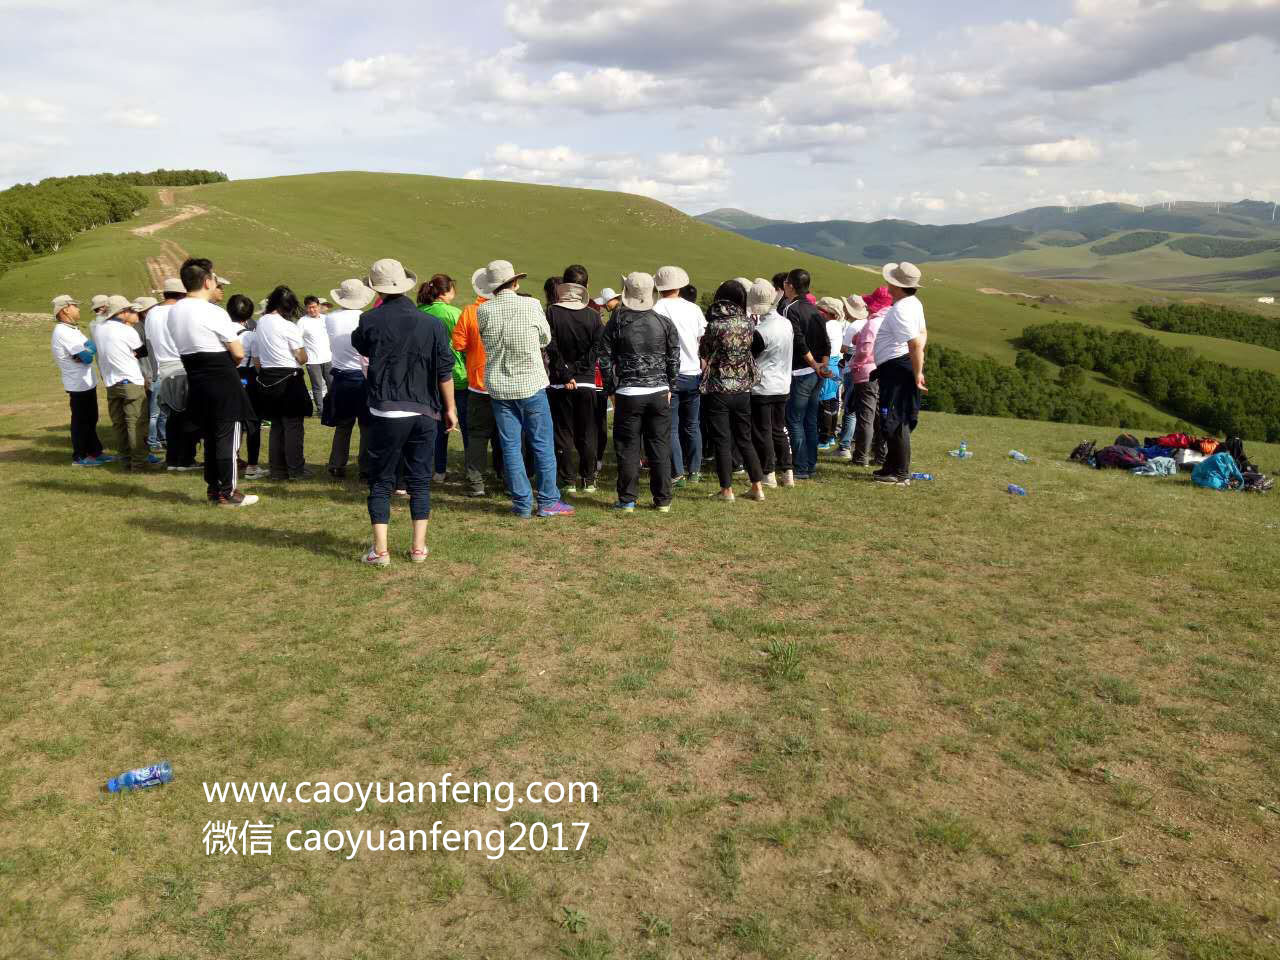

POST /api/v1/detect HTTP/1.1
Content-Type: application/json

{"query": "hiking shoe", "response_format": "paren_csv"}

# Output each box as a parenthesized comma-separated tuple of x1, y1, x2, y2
(537, 501, 575, 518)
(654, 503, 672, 513)
(763, 471, 778, 488)
(465, 488, 487, 498)
(168, 462, 199, 472)
(794, 472, 812, 481)
(781, 470, 795, 488)
(72, 457, 103, 467)
(511, 507, 533, 519)
(837, 448, 853, 461)
(733, 467, 746, 476)
(742, 488, 766, 502)
(564, 485, 578, 496)
(581, 483, 598, 493)
(289, 467, 316, 481)
(93, 454, 117, 464)
(327, 467, 346, 479)
(408, 547, 430, 564)
(873, 473, 910, 486)
(433, 472, 447, 483)
(361, 547, 391, 566)
(672, 475, 686, 488)
(611, 501, 636, 513)
(244, 465, 266, 479)
(213, 490, 259, 507)
(710, 490, 735, 502)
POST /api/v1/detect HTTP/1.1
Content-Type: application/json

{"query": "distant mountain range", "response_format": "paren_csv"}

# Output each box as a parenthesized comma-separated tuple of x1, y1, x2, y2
(694, 201, 1280, 266)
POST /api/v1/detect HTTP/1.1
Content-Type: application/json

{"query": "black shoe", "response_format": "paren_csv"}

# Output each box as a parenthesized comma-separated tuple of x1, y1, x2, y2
(328, 467, 347, 479)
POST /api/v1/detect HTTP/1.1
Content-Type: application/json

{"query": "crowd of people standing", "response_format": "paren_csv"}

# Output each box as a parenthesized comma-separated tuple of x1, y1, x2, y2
(48, 255, 927, 563)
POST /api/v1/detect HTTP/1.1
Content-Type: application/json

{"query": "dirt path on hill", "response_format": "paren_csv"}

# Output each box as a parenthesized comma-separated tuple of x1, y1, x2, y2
(157, 188, 175, 207)
(132, 205, 207, 238)
(978, 286, 1039, 299)
(143, 239, 191, 291)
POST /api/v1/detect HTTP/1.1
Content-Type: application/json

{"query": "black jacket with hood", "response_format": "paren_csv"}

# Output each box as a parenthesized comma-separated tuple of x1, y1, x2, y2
(599, 305, 679, 394)
(546, 283, 603, 385)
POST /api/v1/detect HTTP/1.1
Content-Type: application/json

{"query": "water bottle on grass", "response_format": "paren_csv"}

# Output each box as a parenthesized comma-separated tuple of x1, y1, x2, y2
(1009, 450, 1031, 462)
(911, 472, 933, 481)
(1007, 484, 1027, 497)
(948, 440, 972, 459)
(106, 761, 173, 793)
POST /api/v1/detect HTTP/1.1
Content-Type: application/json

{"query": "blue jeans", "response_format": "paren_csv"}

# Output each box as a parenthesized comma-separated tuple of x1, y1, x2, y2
(433, 388, 469, 473)
(148, 391, 166, 447)
(669, 373, 702, 478)
(492, 390, 559, 514)
(786, 373, 822, 475)
(837, 370, 857, 450)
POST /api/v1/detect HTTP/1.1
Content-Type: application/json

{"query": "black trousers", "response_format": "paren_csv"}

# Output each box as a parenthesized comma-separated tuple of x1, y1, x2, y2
(268, 416, 306, 478)
(613, 391, 672, 506)
(67, 388, 104, 461)
(367, 415, 435, 523)
(549, 387, 599, 486)
(595, 391, 608, 468)
(750, 393, 792, 474)
(205, 421, 240, 498)
(705, 392, 762, 487)
(884, 419, 912, 478)
(165, 410, 199, 467)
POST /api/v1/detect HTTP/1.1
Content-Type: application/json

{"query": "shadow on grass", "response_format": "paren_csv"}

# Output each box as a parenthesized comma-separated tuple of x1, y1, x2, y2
(25, 479, 202, 505)
(126, 515, 355, 559)
(0, 446, 77, 466)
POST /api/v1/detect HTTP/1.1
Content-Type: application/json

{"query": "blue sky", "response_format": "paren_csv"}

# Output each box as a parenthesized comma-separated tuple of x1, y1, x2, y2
(0, 0, 1277, 224)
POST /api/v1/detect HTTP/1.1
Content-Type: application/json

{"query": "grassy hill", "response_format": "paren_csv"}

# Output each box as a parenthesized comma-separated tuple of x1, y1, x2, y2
(2, 300, 1278, 957)
(4, 171, 1280, 432)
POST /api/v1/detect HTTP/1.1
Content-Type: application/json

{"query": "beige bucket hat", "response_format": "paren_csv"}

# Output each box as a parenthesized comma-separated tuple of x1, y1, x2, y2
(747, 279, 775, 315)
(816, 296, 846, 321)
(653, 265, 690, 292)
(155, 278, 185, 297)
(90, 293, 109, 312)
(471, 266, 495, 297)
(843, 294, 868, 321)
(484, 260, 526, 292)
(882, 261, 922, 289)
(131, 296, 159, 314)
(330, 278, 376, 311)
(103, 295, 135, 320)
(52, 294, 79, 317)
(366, 258, 418, 295)
(620, 271, 656, 311)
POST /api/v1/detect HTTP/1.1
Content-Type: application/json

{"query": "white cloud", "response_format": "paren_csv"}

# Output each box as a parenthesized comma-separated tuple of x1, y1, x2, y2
(730, 122, 868, 158)
(1269, 97, 1280, 121)
(987, 137, 1103, 167)
(1141, 158, 1197, 174)
(1216, 126, 1280, 156)
(106, 107, 162, 129)
(329, 53, 423, 93)
(468, 142, 729, 204)
(0, 93, 64, 124)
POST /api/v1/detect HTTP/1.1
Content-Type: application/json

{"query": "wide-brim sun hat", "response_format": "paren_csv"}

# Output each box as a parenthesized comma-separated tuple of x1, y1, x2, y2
(620, 272, 656, 311)
(747, 279, 776, 315)
(131, 296, 159, 314)
(843, 294, 869, 321)
(155, 278, 185, 297)
(52, 294, 79, 316)
(330, 278, 376, 311)
(484, 259, 526, 292)
(653, 265, 690, 292)
(816, 296, 846, 320)
(367, 258, 418, 295)
(103, 294, 134, 319)
(882, 261, 922, 289)
(89, 294, 109, 310)
(471, 266, 495, 297)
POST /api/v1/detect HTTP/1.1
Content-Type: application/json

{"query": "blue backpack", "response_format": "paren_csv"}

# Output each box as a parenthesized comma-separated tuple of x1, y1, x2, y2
(1191, 452, 1243, 491)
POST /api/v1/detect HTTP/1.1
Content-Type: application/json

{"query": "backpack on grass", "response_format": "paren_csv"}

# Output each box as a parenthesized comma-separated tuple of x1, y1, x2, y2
(1069, 440, 1096, 463)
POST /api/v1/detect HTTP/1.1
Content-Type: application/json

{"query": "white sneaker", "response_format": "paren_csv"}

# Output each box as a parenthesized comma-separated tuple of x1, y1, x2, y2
(837, 448, 853, 461)
(564, 485, 578, 496)
(763, 471, 778, 488)
(782, 470, 795, 488)
(433, 472, 447, 483)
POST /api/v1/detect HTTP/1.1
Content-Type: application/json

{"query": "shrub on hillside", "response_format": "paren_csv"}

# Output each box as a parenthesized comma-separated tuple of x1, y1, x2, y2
(1167, 236, 1280, 259)
(1089, 231, 1172, 256)
(1135, 303, 1280, 352)
(1021, 321, 1280, 442)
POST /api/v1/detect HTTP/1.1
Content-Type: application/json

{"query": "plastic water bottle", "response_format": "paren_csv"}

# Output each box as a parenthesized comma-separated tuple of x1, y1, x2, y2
(1009, 450, 1031, 463)
(948, 440, 972, 459)
(106, 761, 173, 793)
(1007, 484, 1027, 496)
(911, 472, 933, 481)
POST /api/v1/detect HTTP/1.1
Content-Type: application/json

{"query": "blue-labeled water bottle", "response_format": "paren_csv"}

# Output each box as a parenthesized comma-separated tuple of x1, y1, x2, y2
(106, 761, 173, 793)
(911, 472, 933, 481)
(1007, 484, 1027, 496)
(1009, 450, 1031, 463)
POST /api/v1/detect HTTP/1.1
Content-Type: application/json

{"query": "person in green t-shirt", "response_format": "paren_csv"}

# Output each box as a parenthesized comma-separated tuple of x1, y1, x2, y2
(418, 274, 469, 481)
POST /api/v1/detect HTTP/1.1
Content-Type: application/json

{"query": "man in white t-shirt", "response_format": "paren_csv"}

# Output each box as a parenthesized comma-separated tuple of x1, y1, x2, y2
(94, 295, 156, 470)
(872, 262, 928, 486)
(50, 295, 109, 466)
(169, 257, 259, 507)
(299, 295, 333, 412)
(653, 265, 706, 483)
(324, 279, 375, 478)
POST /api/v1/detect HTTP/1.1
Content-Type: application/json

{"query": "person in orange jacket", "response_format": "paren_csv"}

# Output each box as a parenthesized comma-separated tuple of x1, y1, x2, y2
(452, 267, 504, 496)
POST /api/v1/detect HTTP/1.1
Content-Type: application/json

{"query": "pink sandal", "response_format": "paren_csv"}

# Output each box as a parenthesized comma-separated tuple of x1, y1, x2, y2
(408, 547, 430, 564)
(361, 547, 390, 567)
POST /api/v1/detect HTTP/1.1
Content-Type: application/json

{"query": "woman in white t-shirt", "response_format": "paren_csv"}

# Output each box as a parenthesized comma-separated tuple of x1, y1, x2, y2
(254, 286, 313, 480)
(50, 295, 108, 465)
(299, 295, 333, 413)
(872, 262, 927, 485)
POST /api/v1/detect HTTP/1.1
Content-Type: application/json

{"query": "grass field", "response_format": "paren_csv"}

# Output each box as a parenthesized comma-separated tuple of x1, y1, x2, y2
(2, 306, 1279, 958)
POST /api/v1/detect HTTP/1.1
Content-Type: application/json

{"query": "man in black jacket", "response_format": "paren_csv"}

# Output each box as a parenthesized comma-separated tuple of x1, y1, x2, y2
(600, 271, 679, 512)
(351, 258, 458, 566)
(778, 268, 833, 479)
(547, 268, 604, 494)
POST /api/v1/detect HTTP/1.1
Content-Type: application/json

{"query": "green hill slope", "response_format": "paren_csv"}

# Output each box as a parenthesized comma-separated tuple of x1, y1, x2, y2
(5, 171, 1280, 432)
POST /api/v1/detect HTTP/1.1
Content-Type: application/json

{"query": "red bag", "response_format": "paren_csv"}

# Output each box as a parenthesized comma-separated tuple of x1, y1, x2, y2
(1155, 433, 1194, 449)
